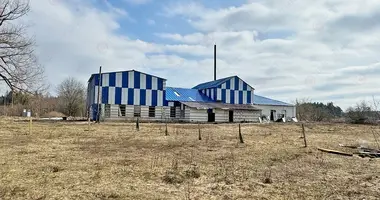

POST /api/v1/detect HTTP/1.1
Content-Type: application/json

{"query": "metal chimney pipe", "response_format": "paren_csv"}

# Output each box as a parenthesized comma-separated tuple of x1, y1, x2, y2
(214, 44, 216, 81)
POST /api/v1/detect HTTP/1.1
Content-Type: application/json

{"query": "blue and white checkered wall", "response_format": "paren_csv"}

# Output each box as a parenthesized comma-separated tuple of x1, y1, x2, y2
(88, 70, 168, 106)
(200, 77, 253, 104)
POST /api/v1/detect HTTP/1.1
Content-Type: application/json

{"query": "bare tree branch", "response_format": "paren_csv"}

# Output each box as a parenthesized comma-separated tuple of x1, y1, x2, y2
(0, 0, 45, 94)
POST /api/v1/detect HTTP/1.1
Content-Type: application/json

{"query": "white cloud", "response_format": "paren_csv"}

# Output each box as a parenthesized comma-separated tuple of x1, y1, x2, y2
(8, 0, 379, 110)
(24, 0, 161, 93)
(158, 0, 380, 109)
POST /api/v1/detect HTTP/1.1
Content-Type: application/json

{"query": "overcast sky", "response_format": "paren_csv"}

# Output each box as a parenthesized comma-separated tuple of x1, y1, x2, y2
(2, 0, 379, 109)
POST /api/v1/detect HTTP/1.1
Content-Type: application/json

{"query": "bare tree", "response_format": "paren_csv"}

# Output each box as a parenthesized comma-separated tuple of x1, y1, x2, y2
(57, 77, 86, 117)
(0, 0, 45, 93)
(346, 101, 373, 124)
(372, 95, 380, 120)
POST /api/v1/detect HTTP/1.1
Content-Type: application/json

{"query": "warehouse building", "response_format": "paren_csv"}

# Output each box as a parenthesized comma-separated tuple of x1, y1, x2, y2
(253, 94, 296, 121)
(87, 70, 296, 122)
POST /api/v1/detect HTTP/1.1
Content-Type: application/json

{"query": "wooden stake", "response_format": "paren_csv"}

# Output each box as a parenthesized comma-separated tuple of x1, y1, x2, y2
(29, 117, 32, 134)
(165, 122, 168, 136)
(302, 123, 307, 147)
(87, 116, 90, 131)
(198, 123, 202, 140)
(239, 123, 244, 143)
(136, 117, 140, 131)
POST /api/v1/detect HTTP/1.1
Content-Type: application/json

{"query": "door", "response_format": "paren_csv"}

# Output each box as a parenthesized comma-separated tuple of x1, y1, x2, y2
(270, 110, 276, 121)
(229, 110, 234, 122)
(207, 109, 215, 122)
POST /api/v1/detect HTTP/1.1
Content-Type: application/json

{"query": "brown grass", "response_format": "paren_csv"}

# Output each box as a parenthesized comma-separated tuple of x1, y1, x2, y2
(0, 117, 379, 199)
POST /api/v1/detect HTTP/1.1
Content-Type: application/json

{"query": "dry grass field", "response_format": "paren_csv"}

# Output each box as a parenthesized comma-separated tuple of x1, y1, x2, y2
(0, 117, 379, 200)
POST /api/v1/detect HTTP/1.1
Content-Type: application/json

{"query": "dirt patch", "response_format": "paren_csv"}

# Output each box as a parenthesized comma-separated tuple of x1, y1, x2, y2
(41, 111, 66, 118)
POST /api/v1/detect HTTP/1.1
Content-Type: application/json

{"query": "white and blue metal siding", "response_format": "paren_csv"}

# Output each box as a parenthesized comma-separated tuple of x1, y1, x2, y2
(200, 77, 253, 104)
(90, 71, 167, 106)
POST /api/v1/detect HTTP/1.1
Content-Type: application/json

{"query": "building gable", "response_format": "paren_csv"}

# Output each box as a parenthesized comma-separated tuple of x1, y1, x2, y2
(193, 76, 255, 105)
(87, 70, 167, 106)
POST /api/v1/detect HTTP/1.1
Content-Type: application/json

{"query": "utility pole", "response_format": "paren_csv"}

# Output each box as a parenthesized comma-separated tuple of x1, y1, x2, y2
(96, 66, 102, 123)
(214, 44, 216, 81)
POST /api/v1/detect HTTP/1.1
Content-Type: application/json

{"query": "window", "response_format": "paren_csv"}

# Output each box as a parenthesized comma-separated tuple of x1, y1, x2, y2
(119, 105, 126, 117)
(170, 107, 176, 118)
(134, 105, 141, 117)
(149, 106, 155, 118)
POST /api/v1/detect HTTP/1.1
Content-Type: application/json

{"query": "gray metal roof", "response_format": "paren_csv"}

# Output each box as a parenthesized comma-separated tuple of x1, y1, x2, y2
(180, 101, 261, 111)
(253, 94, 294, 106)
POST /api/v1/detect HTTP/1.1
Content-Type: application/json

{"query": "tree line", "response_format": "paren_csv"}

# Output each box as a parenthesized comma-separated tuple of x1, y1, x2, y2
(296, 98, 380, 124)
(1, 77, 86, 117)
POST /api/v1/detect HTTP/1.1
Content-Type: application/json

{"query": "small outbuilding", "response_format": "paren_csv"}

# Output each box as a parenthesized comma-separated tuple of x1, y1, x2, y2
(253, 94, 296, 121)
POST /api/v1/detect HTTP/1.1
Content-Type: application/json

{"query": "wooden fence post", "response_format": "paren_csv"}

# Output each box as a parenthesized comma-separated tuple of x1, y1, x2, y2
(302, 123, 307, 147)
(198, 123, 202, 140)
(239, 123, 244, 143)
(165, 121, 168, 136)
(29, 117, 32, 134)
(136, 117, 140, 131)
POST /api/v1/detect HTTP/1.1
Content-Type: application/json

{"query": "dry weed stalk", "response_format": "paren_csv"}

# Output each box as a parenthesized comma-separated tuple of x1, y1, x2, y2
(184, 178, 196, 200)
(263, 166, 273, 184)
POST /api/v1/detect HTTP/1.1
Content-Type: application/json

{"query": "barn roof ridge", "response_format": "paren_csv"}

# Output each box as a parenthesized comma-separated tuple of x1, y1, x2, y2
(192, 75, 255, 90)
(88, 69, 167, 82)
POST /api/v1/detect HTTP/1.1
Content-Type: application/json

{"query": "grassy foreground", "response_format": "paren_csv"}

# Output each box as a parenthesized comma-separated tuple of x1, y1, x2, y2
(0, 117, 379, 200)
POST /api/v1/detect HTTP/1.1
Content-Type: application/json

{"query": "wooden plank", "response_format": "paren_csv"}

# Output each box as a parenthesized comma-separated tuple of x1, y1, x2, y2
(317, 147, 353, 157)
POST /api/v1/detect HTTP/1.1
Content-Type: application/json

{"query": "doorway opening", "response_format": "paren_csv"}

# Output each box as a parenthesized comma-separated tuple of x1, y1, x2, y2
(270, 110, 276, 121)
(207, 109, 215, 122)
(229, 110, 234, 122)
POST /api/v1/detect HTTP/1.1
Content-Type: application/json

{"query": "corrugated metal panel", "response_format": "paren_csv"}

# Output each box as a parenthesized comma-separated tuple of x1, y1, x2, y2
(121, 88, 128, 104)
(253, 94, 293, 106)
(189, 109, 208, 122)
(102, 73, 109, 87)
(140, 73, 146, 89)
(146, 90, 152, 106)
(157, 90, 163, 106)
(233, 110, 261, 122)
(110, 105, 119, 118)
(152, 77, 158, 90)
(108, 87, 115, 104)
(134, 89, 140, 105)
(215, 110, 228, 122)
(141, 106, 149, 118)
(128, 71, 134, 88)
(166, 87, 214, 102)
(116, 72, 122, 87)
